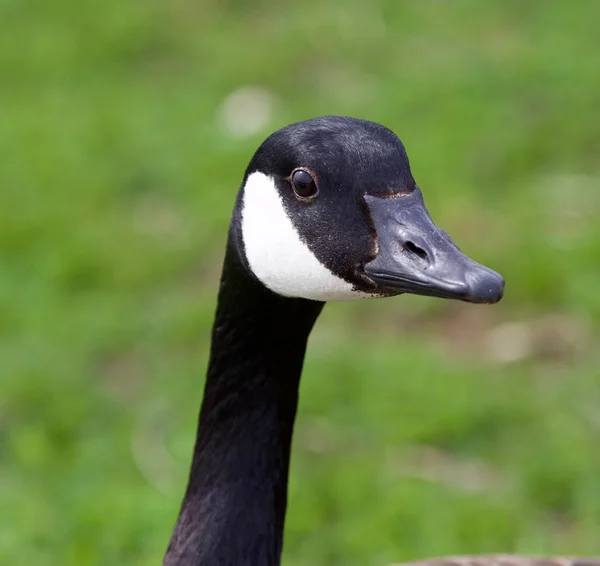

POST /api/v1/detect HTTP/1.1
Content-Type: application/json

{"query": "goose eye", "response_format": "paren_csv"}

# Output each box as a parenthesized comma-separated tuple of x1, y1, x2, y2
(291, 169, 318, 199)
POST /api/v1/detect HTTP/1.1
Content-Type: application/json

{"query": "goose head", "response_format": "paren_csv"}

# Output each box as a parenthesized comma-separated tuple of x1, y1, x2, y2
(235, 115, 504, 304)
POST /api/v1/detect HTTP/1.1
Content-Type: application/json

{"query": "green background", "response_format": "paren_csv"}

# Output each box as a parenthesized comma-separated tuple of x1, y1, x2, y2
(2, 1, 600, 564)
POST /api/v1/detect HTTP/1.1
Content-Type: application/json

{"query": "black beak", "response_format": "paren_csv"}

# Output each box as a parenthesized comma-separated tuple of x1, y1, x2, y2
(363, 189, 504, 304)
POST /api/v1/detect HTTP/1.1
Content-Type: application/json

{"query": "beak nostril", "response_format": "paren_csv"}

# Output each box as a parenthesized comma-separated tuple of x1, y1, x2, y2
(404, 240, 428, 260)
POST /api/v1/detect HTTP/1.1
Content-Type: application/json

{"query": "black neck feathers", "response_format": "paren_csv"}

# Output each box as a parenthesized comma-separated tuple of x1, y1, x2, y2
(164, 228, 323, 566)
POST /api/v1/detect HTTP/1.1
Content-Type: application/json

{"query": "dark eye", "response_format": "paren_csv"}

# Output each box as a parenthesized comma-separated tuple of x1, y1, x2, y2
(291, 169, 318, 199)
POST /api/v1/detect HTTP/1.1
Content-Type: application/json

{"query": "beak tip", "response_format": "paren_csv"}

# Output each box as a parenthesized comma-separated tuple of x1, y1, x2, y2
(465, 269, 505, 304)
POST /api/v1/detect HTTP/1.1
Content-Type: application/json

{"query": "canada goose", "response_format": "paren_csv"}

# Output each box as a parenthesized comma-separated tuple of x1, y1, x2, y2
(162, 116, 593, 566)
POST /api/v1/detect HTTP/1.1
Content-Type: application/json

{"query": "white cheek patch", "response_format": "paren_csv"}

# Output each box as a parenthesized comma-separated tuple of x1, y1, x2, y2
(241, 171, 372, 301)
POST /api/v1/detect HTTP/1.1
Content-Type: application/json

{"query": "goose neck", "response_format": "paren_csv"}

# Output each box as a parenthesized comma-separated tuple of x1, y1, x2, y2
(165, 238, 323, 566)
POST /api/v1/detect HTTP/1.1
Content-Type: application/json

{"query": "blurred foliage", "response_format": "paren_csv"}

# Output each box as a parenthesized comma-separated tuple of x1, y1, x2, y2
(1, 1, 600, 565)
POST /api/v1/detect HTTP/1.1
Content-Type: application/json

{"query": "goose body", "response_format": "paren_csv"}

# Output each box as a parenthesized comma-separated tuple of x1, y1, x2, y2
(163, 116, 594, 566)
(396, 556, 600, 566)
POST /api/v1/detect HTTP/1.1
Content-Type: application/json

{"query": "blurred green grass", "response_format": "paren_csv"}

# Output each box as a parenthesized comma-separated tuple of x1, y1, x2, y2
(1, 1, 600, 564)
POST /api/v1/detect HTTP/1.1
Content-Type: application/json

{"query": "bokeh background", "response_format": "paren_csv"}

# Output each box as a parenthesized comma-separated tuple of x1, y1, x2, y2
(2, 1, 600, 564)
